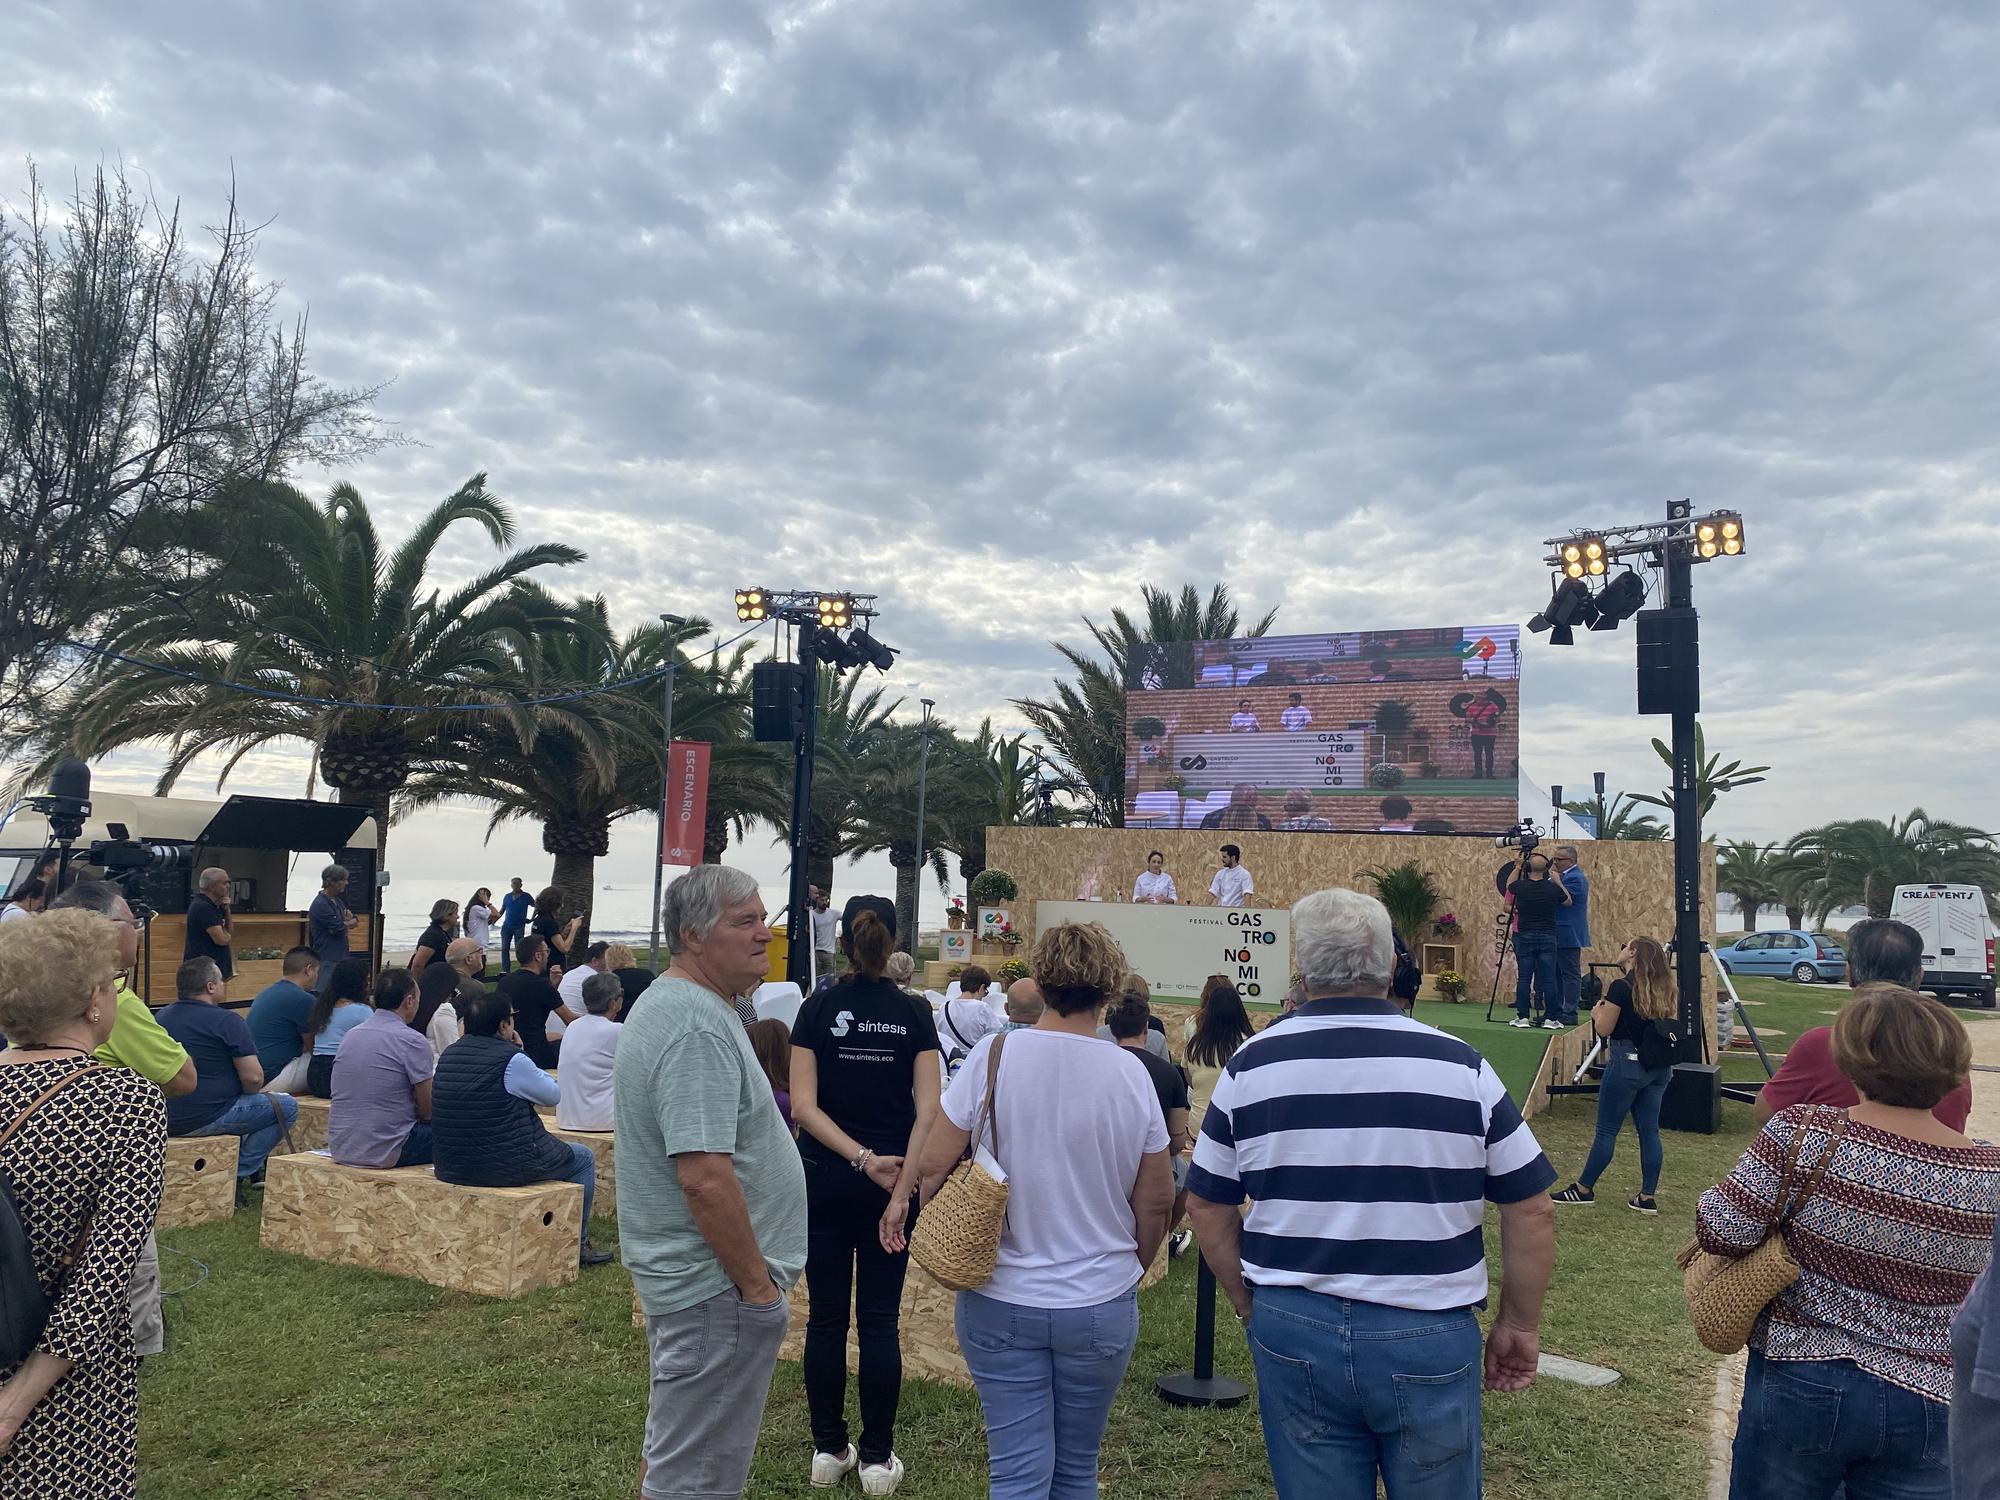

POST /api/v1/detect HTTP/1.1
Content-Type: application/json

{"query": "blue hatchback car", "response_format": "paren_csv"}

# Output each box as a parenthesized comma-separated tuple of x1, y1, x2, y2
(1716, 930, 1848, 984)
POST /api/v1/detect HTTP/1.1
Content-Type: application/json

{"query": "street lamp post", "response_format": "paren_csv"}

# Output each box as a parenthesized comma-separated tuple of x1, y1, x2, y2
(911, 698, 935, 956)
(648, 613, 686, 965)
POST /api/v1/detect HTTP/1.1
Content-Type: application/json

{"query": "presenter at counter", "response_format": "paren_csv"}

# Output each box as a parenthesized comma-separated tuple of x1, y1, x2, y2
(1132, 852, 1178, 905)
(1208, 845, 1254, 908)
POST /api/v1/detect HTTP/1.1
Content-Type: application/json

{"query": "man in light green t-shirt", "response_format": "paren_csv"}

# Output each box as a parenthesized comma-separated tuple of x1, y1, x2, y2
(615, 865, 805, 1500)
(54, 881, 195, 1358)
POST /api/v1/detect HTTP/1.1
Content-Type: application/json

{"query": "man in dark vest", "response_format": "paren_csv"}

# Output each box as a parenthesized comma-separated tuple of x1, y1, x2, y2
(431, 988, 612, 1266)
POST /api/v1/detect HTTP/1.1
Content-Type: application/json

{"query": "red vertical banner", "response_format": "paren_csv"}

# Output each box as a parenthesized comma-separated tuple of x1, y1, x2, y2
(662, 740, 711, 866)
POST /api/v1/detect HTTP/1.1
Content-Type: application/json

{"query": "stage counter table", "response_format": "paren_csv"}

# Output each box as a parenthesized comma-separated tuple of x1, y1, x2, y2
(141, 911, 375, 1009)
(1034, 899, 1291, 1006)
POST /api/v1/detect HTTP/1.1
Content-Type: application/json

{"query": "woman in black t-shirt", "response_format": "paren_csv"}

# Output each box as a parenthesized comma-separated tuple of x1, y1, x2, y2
(409, 899, 459, 972)
(1552, 936, 1677, 1213)
(789, 908, 940, 1493)
(1506, 853, 1571, 1029)
(531, 887, 580, 971)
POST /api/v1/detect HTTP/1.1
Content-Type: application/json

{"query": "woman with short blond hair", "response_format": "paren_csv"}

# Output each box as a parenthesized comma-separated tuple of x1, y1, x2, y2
(916, 921, 1174, 1497)
(0, 909, 167, 1497)
(1699, 985, 1999, 1499)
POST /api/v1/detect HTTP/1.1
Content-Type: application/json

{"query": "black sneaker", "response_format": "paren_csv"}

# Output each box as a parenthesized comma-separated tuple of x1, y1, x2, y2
(1551, 1184, 1595, 1205)
(1627, 1194, 1659, 1215)
(580, 1242, 615, 1267)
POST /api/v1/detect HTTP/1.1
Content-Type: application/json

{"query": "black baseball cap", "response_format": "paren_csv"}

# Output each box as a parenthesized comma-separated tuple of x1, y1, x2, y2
(841, 894, 897, 941)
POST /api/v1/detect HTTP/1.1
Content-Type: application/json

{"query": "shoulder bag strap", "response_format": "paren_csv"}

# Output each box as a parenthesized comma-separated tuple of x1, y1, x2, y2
(969, 1031, 1007, 1161)
(1777, 1107, 1851, 1230)
(0, 1064, 107, 1157)
(1758, 1110, 1814, 1241)
(942, 1001, 977, 1051)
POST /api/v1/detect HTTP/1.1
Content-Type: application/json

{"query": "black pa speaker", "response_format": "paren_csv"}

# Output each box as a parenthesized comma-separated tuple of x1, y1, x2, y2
(1661, 1062, 1721, 1134)
(1636, 608, 1699, 717)
(751, 661, 808, 742)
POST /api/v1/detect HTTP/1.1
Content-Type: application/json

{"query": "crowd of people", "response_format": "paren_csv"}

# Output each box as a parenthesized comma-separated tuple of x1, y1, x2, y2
(1, 849, 1997, 1500)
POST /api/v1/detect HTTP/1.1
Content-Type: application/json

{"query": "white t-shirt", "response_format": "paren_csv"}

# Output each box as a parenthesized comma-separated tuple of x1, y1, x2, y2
(555, 1014, 620, 1132)
(934, 996, 1001, 1056)
(1210, 865, 1254, 907)
(551, 964, 595, 1040)
(942, 1029, 1167, 1308)
(810, 907, 838, 952)
(1229, 712, 1258, 732)
(1280, 704, 1312, 730)
(463, 902, 493, 949)
(1132, 870, 1177, 904)
(424, 1000, 459, 1058)
(0, 904, 31, 924)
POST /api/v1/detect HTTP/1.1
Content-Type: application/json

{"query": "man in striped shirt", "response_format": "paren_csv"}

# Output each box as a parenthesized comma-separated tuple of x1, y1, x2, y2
(1186, 887, 1558, 1499)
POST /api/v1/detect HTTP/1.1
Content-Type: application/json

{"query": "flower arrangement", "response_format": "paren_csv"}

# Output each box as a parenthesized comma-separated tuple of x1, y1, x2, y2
(1435, 969, 1468, 1003)
(988, 917, 1023, 949)
(1433, 912, 1462, 938)
(996, 958, 1030, 984)
(946, 897, 968, 929)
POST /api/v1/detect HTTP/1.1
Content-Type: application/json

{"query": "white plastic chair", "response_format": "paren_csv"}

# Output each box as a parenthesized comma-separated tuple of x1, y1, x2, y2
(753, 981, 805, 1031)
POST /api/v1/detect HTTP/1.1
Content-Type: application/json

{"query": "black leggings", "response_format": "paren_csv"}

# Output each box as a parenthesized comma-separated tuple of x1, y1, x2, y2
(802, 1153, 914, 1466)
(306, 1054, 335, 1098)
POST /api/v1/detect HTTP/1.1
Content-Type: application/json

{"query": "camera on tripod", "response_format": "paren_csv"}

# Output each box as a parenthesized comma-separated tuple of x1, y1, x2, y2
(1493, 819, 1542, 855)
(85, 824, 190, 922)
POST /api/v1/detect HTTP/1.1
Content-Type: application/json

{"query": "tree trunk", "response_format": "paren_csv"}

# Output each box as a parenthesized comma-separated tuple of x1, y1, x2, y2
(1863, 871, 1892, 919)
(1740, 900, 1761, 934)
(336, 783, 397, 969)
(550, 851, 596, 954)
(892, 858, 918, 955)
(1785, 904, 1804, 930)
(703, 807, 730, 865)
(958, 851, 986, 885)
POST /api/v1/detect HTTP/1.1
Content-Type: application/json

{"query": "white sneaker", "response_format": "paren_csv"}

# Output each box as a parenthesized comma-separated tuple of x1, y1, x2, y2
(1508, 1017, 1533, 1028)
(1541, 1018, 1567, 1030)
(860, 1455, 905, 1496)
(1169, 1228, 1194, 1259)
(812, 1448, 858, 1487)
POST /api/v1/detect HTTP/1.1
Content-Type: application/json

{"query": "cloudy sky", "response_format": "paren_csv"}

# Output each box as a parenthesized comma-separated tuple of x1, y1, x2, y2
(6, 1, 1998, 933)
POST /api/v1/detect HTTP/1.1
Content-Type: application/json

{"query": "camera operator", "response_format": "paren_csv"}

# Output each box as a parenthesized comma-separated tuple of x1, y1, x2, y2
(1505, 851, 1571, 1030)
(1550, 845, 1590, 1030)
(185, 866, 235, 991)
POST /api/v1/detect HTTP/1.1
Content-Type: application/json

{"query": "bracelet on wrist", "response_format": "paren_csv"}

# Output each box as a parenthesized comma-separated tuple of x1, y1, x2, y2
(852, 1147, 873, 1174)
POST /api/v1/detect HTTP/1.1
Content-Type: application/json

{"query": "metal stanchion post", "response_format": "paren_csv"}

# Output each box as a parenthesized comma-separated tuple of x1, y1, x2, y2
(1156, 1252, 1250, 1408)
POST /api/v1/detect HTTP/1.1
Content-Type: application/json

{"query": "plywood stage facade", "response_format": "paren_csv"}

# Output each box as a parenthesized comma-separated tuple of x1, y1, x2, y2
(984, 827, 1717, 1053)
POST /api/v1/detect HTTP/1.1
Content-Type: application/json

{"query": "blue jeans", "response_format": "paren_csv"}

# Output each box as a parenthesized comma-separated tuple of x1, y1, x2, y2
(1579, 1045, 1671, 1195)
(556, 1142, 596, 1247)
(1248, 1286, 1482, 1500)
(956, 1288, 1138, 1499)
(1554, 946, 1583, 1026)
(395, 1122, 434, 1168)
(1513, 931, 1558, 1020)
(1730, 1351, 1949, 1500)
(500, 924, 525, 972)
(187, 1091, 298, 1179)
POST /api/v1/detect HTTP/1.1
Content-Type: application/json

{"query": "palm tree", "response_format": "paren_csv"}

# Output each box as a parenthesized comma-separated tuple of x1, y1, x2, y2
(803, 668, 901, 895)
(1015, 583, 1277, 826)
(1364, 861, 1444, 949)
(933, 720, 1045, 885)
(687, 644, 792, 865)
(1627, 723, 1771, 829)
(400, 601, 719, 950)
(843, 719, 963, 950)
(1716, 840, 1787, 933)
(22, 476, 582, 860)
(1781, 811, 2000, 922)
(1560, 792, 1668, 841)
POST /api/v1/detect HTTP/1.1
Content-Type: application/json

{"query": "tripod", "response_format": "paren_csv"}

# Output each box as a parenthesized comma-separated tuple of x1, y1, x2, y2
(1484, 912, 1544, 1025)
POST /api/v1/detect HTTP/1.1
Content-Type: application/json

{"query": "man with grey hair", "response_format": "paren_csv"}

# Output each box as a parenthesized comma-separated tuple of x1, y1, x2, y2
(1187, 887, 1557, 1498)
(556, 971, 624, 1133)
(615, 864, 806, 1500)
(184, 865, 235, 988)
(308, 862, 358, 986)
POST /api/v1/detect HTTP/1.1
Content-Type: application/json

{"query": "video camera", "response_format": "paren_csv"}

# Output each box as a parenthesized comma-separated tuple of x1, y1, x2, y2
(1492, 819, 1542, 855)
(85, 824, 191, 923)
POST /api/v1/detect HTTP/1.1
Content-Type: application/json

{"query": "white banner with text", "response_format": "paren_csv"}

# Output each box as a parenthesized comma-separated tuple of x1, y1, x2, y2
(1034, 899, 1291, 1005)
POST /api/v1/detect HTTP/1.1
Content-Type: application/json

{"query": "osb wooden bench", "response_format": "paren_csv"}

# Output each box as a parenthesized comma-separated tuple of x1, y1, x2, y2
(260, 1152, 584, 1297)
(545, 1126, 616, 1217)
(284, 1095, 330, 1153)
(157, 1135, 239, 1231)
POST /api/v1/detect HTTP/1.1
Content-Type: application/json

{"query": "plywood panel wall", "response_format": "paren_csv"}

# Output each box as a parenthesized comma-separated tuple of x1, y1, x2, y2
(984, 827, 1717, 1049)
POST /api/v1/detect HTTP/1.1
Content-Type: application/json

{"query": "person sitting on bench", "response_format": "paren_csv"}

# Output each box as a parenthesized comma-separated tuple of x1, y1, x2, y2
(330, 968, 436, 1169)
(431, 989, 612, 1267)
(157, 957, 299, 1186)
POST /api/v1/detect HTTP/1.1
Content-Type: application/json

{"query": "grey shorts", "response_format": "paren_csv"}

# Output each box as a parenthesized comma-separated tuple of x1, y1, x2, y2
(1172, 1154, 1190, 1192)
(642, 1287, 791, 1500)
(129, 1231, 163, 1357)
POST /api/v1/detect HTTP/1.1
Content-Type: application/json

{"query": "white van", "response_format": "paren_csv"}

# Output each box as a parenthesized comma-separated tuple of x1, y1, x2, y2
(1890, 884, 1996, 1009)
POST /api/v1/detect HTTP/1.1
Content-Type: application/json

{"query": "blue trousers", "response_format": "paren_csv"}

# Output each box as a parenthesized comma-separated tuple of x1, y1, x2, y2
(1578, 1045, 1671, 1194)
(556, 1142, 596, 1246)
(499, 924, 525, 972)
(186, 1091, 298, 1179)
(1513, 931, 1559, 1020)
(1248, 1286, 1483, 1500)
(394, 1122, 434, 1167)
(1730, 1351, 1948, 1499)
(1555, 945, 1583, 1026)
(956, 1288, 1138, 1499)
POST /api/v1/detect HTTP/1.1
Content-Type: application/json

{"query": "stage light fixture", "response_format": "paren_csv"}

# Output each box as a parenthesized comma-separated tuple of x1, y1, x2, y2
(734, 588, 768, 622)
(837, 633, 872, 671)
(812, 630, 846, 666)
(847, 629, 899, 673)
(816, 594, 853, 629)
(1589, 568, 1648, 629)
(1560, 535, 1609, 580)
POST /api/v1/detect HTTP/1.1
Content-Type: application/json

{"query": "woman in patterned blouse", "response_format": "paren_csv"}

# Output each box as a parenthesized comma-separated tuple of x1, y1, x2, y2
(0, 908, 167, 1498)
(1698, 985, 2000, 1500)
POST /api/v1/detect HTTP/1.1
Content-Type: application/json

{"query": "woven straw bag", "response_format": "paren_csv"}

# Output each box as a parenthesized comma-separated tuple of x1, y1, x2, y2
(910, 1033, 1011, 1292)
(1676, 1107, 1849, 1355)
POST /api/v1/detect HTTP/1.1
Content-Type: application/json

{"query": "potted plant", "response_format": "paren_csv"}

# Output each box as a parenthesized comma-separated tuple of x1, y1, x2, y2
(968, 869, 1018, 908)
(945, 897, 968, 930)
(1132, 715, 1167, 742)
(1435, 969, 1468, 1003)
(1433, 912, 1462, 939)
(1418, 760, 1441, 779)
(990, 917, 1024, 951)
(1363, 860, 1444, 949)
(996, 957, 1030, 985)
(1370, 761, 1406, 789)
(1373, 698, 1415, 747)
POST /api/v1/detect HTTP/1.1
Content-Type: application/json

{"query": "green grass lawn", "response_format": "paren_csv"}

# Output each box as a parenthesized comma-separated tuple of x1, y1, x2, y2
(139, 1090, 1768, 1500)
(1412, 998, 1553, 1101)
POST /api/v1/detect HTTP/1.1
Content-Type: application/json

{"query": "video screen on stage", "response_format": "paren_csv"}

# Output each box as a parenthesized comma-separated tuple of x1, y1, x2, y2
(1122, 624, 1522, 836)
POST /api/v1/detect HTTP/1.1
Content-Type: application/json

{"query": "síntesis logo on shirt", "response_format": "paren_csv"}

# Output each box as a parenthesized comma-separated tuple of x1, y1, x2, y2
(830, 1009, 909, 1040)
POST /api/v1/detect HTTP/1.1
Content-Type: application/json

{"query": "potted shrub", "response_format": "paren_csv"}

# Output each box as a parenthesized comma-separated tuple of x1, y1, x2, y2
(1363, 860, 1444, 949)
(1132, 715, 1167, 742)
(1373, 698, 1415, 742)
(996, 957, 1030, 985)
(945, 897, 968, 930)
(1418, 760, 1441, 779)
(1435, 969, 1468, 1003)
(968, 869, 1018, 908)
(1370, 762, 1406, 789)
(1433, 912, 1462, 939)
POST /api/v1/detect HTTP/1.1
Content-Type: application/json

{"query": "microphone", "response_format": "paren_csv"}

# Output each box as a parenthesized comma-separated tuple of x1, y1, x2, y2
(30, 758, 92, 843)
